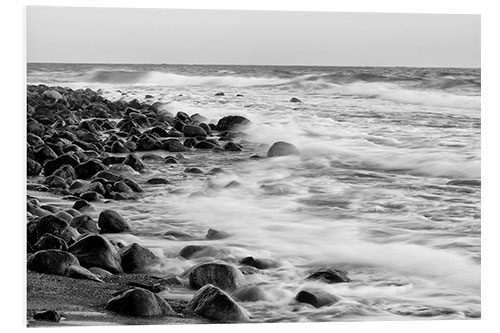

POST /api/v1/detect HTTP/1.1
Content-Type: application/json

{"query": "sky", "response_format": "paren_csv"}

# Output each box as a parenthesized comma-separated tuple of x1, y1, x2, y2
(26, 6, 480, 67)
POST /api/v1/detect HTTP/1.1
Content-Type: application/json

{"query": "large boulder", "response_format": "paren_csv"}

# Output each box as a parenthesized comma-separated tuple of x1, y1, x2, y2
(27, 158, 42, 176)
(161, 139, 187, 152)
(186, 284, 249, 322)
(70, 215, 99, 234)
(119, 243, 160, 273)
(306, 268, 351, 283)
(27, 214, 79, 246)
(266, 141, 300, 157)
(215, 115, 250, 132)
(33, 233, 68, 251)
(295, 289, 339, 308)
(189, 262, 245, 292)
(105, 288, 174, 317)
(98, 209, 131, 233)
(75, 159, 107, 179)
(68, 233, 122, 273)
(34, 145, 58, 164)
(123, 153, 146, 172)
(52, 164, 77, 182)
(43, 154, 80, 176)
(43, 175, 69, 190)
(183, 125, 207, 137)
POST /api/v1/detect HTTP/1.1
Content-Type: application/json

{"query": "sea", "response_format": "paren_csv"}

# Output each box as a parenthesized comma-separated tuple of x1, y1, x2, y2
(27, 63, 481, 322)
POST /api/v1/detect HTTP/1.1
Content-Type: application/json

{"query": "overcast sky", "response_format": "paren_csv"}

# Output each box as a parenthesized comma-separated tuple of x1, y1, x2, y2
(26, 7, 480, 67)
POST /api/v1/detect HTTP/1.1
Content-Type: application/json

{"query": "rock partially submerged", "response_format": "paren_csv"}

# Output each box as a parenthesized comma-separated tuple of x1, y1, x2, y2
(105, 287, 175, 317)
(266, 141, 299, 157)
(189, 262, 246, 292)
(306, 268, 351, 283)
(295, 289, 339, 308)
(68, 234, 122, 274)
(186, 284, 249, 322)
(119, 243, 160, 273)
(98, 209, 131, 233)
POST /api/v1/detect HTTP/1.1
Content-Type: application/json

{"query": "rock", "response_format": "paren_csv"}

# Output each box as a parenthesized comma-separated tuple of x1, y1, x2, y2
(141, 153, 164, 161)
(75, 159, 107, 179)
(111, 141, 129, 153)
(27, 133, 45, 146)
(33, 310, 61, 322)
(183, 125, 207, 137)
(122, 178, 143, 192)
(27, 158, 42, 176)
(239, 256, 280, 270)
(214, 92, 225, 96)
(162, 230, 194, 240)
(43, 175, 69, 189)
(33, 233, 68, 251)
(232, 286, 269, 302)
(216, 115, 250, 131)
(186, 284, 249, 322)
(206, 229, 230, 240)
(80, 191, 101, 202)
(146, 178, 170, 185)
(179, 245, 211, 259)
(73, 199, 93, 211)
(183, 137, 198, 148)
(167, 129, 183, 137)
(43, 154, 80, 176)
(119, 243, 160, 273)
(42, 89, 63, 101)
(98, 209, 131, 233)
(136, 135, 160, 151)
(70, 215, 99, 234)
(68, 233, 122, 273)
(295, 289, 339, 308)
(93, 170, 123, 182)
(161, 139, 187, 152)
(306, 268, 351, 283)
(223, 142, 242, 151)
(446, 179, 481, 186)
(105, 288, 174, 317)
(27, 214, 76, 245)
(53, 164, 77, 182)
(113, 181, 133, 193)
(123, 153, 146, 172)
(266, 141, 300, 157)
(88, 267, 113, 278)
(34, 145, 58, 164)
(149, 126, 169, 138)
(194, 141, 217, 149)
(290, 97, 302, 103)
(184, 167, 203, 174)
(54, 211, 73, 223)
(164, 156, 178, 164)
(27, 249, 78, 276)
(189, 262, 245, 292)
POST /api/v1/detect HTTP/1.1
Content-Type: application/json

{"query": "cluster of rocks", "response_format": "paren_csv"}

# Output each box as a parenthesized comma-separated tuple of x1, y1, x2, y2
(27, 85, 317, 324)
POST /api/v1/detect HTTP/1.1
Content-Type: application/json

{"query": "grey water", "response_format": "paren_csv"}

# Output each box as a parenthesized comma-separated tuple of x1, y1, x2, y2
(27, 63, 481, 322)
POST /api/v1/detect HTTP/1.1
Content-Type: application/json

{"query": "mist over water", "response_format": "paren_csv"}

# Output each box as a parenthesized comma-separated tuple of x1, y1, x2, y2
(27, 63, 481, 322)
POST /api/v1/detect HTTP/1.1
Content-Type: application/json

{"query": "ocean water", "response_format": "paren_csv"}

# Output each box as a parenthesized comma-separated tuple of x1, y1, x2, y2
(27, 63, 481, 322)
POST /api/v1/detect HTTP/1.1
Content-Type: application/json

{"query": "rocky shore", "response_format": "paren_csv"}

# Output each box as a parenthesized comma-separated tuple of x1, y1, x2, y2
(26, 84, 349, 326)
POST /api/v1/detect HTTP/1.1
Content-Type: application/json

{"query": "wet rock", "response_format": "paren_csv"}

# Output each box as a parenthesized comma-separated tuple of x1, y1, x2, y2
(42, 89, 63, 101)
(43, 154, 80, 176)
(27, 158, 42, 176)
(149, 126, 169, 138)
(89, 267, 113, 278)
(306, 268, 351, 283)
(27, 249, 78, 275)
(207, 167, 225, 175)
(446, 179, 481, 187)
(179, 245, 211, 259)
(113, 181, 133, 193)
(189, 262, 245, 292)
(232, 286, 269, 302)
(206, 229, 230, 240)
(93, 170, 123, 182)
(184, 167, 203, 174)
(136, 135, 160, 151)
(290, 97, 302, 103)
(239, 256, 280, 270)
(216, 115, 250, 131)
(266, 141, 300, 157)
(167, 129, 183, 137)
(223, 142, 242, 151)
(34, 145, 58, 164)
(68, 233, 122, 273)
(194, 141, 218, 149)
(183, 125, 207, 137)
(183, 137, 198, 148)
(98, 209, 131, 233)
(75, 159, 107, 179)
(162, 138, 187, 152)
(186, 284, 249, 322)
(80, 191, 102, 202)
(105, 288, 174, 317)
(54, 211, 74, 223)
(70, 215, 99, 234)
(146, 178, 170, 185)
(214, 92, 225, 96)
(33, 310, 61, 322)
(53, 164, 77, 182)
(119, 243, 160, 273)
(122, 178, 143, 192)
(164, 156, 179, 164)
(73, 199, 93, 212)
(295, 289, 339, 308)
(33, 233, 68, 251)
(43, 175, 69, 190)
(162, 230, 195, 240)
(141, 153, 164, 161)
(27, 133, 45, 146)
(123, 153, 146, 172)
(111, 141, 129, 153)
(27, 214, 76, 245)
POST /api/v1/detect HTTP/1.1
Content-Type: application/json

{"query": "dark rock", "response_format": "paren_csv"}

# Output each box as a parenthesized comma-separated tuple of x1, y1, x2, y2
(183, 125, 207, 137)
(80, 191, 101, 202)
(105, 288, 174, 317)
(27, 249, 78, 276)
(214, 92, 225, 96)
(111, 141, 129, 153)
(123, 153, 146, 172)
(207, 167, 225, 175)
(306, 268, 351, 283)
(206, 229, 230, 240)
(27, 214, 75, 245)
(266, 141, 300, 157)
(146, 178, 170, 185)
(53, 164, 77, 182)
(33, 233, 68, 251)
(223, 142, 242, 151)
(189, 262, 245, 292)
(136, 135, 160, 151)
(232, 286, 269, 302)
(295, 289, 339, 308)
(73, 199, 92, 211)
(167, 129, 183, 137)
(290, 97, 302, 103)
(141, 153, 164, 161)
(93, 171, 123, 182)
(161, 139, 187, 152)
(27, 158, 42, 176)
(33, 310, 61, 322)
(162, 230, 194, 240)
(194, 141, 217, 149)
(44, 175, 69, 189)
(186, 284, 249, 322)
(119, 243, 160, 273)
(27, 133, 45, 146)
(176, 111, 191, 123)
(75, 159, 107, 179)
(43, 154, 80, 176)
(34, 145, 58, 164)
(88, 267, 113, 278)
(216, 115, 250, 131)
(446, 179, 481, 186)
(179, 245, 212, 259)
(101, 156, 127, 165)
(184, 167, 203, 174)
(113, 181, 133, 193)
(98, 209, 131, 233)
(239, 256, 280, 270)
(183, 137, 198, 148)
(149, 126, 169, 138)
(199, 123, 212, 135)
(54, 211, 74, 223)
(70, 215, 99, 234)
(40, 205, 59, 214)
(68, 233, 122, 273)
(164, 156, 178, 164)
(122, 178, 143, 192)
(236, 94, 244, 97)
